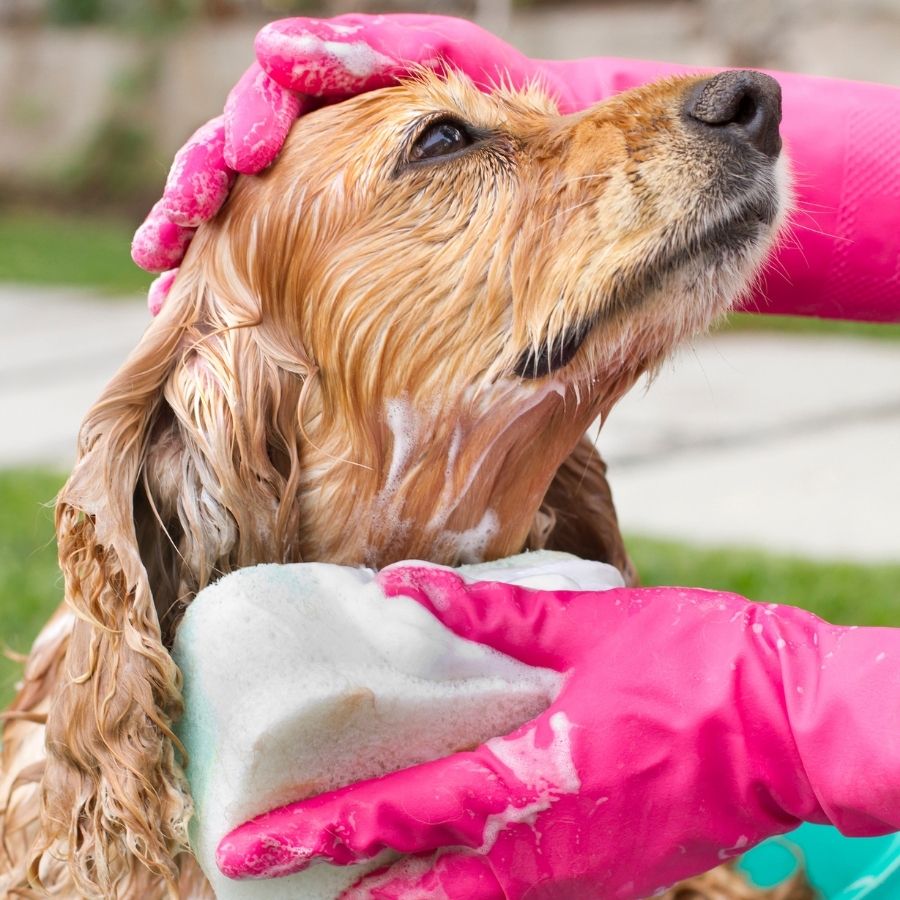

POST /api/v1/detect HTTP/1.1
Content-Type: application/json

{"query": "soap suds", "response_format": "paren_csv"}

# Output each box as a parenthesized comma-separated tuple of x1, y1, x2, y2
(478, 712, 581, 854)
(382, 397, 418, 500)
(479, 798, 551, 853)
(275, 32, 394, 81)
(439, 509, 499, 564)
(487, 712, 581, 795)
(717, 834, 749, 861)
(423, 378, 571, 548)
(342, 853, 450, 900)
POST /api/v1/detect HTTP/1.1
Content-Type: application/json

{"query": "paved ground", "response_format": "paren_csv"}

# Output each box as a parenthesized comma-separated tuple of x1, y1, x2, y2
(3, 285, 899, 562)
(0, 286, 150, 468)
(596, 333, 900, 562)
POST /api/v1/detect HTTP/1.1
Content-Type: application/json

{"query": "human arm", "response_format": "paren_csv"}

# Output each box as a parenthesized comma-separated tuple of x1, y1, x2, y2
(552, 54, 900, 323)
(216, 566, 900, 898)
(134, 14, 900, 324)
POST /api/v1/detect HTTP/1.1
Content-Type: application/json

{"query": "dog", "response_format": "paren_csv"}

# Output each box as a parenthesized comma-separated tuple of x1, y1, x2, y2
(2, 68, 791, 897)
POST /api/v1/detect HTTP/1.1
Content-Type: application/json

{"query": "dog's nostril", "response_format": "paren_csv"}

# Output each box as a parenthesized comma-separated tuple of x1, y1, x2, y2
(732, 93, 758, 127)
(684, 70, 783, 158)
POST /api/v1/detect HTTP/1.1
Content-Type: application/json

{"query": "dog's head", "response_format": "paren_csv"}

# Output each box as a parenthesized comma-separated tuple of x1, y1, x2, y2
(157, 69, 786, 574)
(39, 70, 787, 893)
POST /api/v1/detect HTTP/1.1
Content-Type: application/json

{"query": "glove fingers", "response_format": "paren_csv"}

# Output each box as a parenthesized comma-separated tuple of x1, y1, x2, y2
(255, 18, 399, 96)
(162, 115, 235, 227)
(256, 17, 424, 96)
(341, 852, 501, 900)
(139, 64, 304, 275)
(216, 747, 528, 880)
(147, 268, 178, 316)
(258, 14, 537, 99)
(224, 62, 306, 174)
(132, 200, 194, 273)
(377, 564, 579, 668)
(139, 13, 548, 282)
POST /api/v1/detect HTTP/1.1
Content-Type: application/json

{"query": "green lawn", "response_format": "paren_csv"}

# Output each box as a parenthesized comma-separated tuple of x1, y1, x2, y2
(1, 467, 898, 709)
(628, 536, 900, 627)
(0, 470, 65, 707)
(0, 209, 152, 296)
(722, 311, 900, 342)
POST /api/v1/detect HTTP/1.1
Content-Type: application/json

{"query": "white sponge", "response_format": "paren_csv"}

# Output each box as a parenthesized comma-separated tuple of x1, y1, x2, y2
(173, 551, 623, 899)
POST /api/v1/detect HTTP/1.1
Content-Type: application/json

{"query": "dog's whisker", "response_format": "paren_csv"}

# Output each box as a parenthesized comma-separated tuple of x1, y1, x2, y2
(787, 219, 846, 242)
(528, 195, 604, 235)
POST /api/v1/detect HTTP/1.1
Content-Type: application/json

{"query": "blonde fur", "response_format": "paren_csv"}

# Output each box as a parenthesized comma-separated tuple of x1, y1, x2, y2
(2, 71, 788, 897)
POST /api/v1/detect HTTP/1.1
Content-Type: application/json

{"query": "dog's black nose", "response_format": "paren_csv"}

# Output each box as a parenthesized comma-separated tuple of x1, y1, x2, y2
(684, 70, 782, 158)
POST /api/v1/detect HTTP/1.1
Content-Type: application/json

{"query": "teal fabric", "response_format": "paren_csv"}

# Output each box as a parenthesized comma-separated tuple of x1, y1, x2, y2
(739, 825, 900, 898)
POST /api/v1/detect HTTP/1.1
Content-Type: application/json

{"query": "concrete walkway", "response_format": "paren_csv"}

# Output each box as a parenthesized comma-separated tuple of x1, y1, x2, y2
(3, 285, 899, 562)
(0, 285, 150, 468)
(597, 333, 900, 563)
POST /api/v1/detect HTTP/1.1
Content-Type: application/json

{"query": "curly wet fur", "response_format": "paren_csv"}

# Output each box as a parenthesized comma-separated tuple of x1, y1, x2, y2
(661, 864, 816, 900)
(2, 71, 789, 897)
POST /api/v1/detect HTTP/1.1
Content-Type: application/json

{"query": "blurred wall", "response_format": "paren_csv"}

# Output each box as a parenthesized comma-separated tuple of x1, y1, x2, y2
(0, 26, 140, 180)
(2, 0, 900, 207)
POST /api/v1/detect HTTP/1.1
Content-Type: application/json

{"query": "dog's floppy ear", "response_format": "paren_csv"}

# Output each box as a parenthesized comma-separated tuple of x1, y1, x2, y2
(531, 435, 638, 586)
(29, 222, 313, 891)
(30, 301, 196, 895)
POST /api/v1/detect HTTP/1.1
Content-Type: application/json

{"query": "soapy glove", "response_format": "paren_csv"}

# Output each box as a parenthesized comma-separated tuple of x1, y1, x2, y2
(134, 14, 900, 324)
(131, 14, 566, 279)
(217, 565, 900, 899)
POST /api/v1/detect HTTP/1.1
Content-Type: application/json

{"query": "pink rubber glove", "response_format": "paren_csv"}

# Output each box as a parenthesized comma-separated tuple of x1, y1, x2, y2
(217, 567, 900, 898)
(555, 55, 900, 323)
(130, 15, 567, 287)
(134, 14, 900, 323)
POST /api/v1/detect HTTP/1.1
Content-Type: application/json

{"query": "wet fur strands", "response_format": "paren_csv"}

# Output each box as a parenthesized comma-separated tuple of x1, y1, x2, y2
(2, 71, 790, 898)
(661, 864, 817, 900)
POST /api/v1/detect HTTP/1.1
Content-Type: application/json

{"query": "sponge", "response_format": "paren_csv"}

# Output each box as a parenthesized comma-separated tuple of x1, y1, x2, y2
(173, 551, 623, 898)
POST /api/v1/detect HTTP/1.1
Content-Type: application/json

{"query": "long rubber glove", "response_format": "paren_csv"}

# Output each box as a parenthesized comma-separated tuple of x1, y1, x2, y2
(217, 565, 900, 899)
(132, 14, 900, 324)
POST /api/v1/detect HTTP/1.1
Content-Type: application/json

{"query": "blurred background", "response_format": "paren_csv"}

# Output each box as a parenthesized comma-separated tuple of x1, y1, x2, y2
(1, 0, 899, 704)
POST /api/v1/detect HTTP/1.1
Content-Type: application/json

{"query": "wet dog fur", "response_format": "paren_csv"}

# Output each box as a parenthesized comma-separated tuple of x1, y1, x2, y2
(1, 70, 794, 897)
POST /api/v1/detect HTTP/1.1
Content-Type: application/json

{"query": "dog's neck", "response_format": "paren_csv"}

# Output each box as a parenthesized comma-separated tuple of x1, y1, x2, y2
(141, 362, 615, 639)
(138, 257, 652, 634)
(294, 377, 606, 568)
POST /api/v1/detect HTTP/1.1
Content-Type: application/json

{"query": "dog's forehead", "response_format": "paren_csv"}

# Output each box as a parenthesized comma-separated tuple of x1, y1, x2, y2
(352, 70, 560, 131)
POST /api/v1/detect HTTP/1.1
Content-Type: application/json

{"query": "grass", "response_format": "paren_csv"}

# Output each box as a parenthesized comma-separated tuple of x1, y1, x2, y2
(0, 209, 152, 296)
(721, 311, 900, 342)
(0, 470, 65, 708)
(1, 468, 898, 708)
(627, 536, 900, 627)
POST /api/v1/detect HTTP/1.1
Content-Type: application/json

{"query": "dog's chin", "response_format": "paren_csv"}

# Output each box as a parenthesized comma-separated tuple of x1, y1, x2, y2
(515, 161, 789, 382)
(512, 232, 768, 382)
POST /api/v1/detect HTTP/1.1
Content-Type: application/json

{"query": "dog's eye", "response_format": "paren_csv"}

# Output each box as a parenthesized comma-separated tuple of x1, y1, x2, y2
(410, 119, 473, 162)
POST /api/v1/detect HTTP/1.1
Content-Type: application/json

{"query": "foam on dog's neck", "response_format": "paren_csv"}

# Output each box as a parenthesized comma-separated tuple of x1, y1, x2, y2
(370, 382, 571, 567)
(175, 551, 623, 898)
